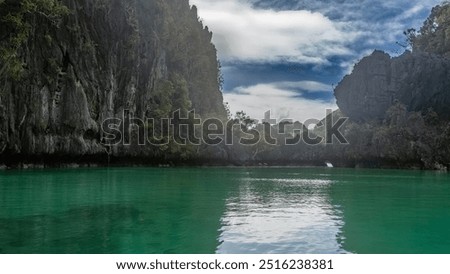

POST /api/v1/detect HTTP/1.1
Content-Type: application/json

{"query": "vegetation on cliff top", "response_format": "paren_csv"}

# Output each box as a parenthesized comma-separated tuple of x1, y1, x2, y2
(406, 1, 450, 57)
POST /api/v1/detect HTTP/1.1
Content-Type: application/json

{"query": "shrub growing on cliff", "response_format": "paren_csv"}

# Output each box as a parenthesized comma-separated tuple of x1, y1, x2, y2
(408, 1, 450, 57)
(0, 0, 68, 79)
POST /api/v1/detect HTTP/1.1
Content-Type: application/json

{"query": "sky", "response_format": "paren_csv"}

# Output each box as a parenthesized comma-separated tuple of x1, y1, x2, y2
(190, 0, 443, 123)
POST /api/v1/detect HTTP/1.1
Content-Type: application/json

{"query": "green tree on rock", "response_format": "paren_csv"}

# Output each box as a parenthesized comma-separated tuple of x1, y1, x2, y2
(0, 0, 68, 79)
(408, 2, 450, 57)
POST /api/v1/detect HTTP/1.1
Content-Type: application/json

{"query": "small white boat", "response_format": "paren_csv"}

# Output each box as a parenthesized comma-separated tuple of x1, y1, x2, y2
(325, 162, 334, 168)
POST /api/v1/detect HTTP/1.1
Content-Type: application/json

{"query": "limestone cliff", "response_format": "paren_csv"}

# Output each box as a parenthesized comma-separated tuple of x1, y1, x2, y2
(335, 2, 450, 122)
(0, 0, 226, 165)
(335, 50, 450, 121)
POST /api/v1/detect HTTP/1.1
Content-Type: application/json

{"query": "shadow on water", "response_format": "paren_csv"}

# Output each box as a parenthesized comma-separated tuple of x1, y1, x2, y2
(328, 169, 450, 254)
(0, 168, 235, 254)
(0, 204, 143, 253)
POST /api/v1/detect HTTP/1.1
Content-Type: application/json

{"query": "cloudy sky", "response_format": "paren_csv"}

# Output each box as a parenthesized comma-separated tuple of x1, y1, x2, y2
(190, 0, 443, 122)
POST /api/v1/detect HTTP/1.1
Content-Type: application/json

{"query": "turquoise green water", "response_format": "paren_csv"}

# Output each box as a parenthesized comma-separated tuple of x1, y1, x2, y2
(0, 167, 449, 254)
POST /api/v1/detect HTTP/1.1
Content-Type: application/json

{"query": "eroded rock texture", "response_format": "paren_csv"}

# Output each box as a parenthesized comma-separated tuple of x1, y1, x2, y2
(335, 50, 450, 121)
(0, 0, 226, 164)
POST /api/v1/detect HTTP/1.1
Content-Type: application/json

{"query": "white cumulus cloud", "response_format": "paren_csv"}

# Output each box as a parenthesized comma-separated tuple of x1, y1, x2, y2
(190, 0, 360, 64)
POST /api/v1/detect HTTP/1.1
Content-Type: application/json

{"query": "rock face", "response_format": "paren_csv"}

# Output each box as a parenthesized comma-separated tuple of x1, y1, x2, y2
(0, 0, 226, 164)
(335, 50, 450, 121)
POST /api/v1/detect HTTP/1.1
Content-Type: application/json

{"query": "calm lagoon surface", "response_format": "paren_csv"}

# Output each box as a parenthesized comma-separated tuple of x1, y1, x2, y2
(0, 167, 449, 254)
